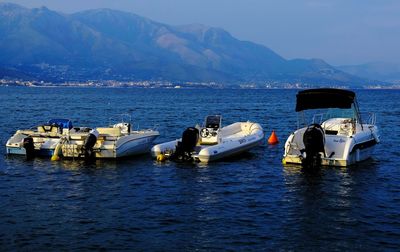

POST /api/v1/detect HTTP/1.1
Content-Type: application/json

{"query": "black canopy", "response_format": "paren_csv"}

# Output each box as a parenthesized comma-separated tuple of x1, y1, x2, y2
(295, 88, 356, 112)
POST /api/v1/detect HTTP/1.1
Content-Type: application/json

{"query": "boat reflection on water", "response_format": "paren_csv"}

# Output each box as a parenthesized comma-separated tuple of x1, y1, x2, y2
(280, 160, 381, 250)
(55, 159, 120, 171)
(4, 154, 123, 171)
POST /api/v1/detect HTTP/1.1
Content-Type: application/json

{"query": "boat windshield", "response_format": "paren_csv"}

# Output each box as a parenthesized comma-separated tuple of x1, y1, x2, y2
(205, 115, 222, 129)
(323, 107, 356, 120)
(297, 105, 358, 128)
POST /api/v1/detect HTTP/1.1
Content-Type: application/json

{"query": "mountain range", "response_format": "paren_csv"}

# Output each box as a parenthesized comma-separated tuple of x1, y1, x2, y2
(337, 62, 400, 85)
(0, 3, 375, 86)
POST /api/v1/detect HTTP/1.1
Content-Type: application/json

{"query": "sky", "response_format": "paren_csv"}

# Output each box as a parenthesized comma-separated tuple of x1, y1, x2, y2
(3, 0, 400, 66)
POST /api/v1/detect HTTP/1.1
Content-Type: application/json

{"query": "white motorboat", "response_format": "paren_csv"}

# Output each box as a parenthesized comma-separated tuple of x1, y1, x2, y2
(151, 115, 264, 163)
(282, 88, 380, 168)
(6, 119, 77, 158)
(6, 119, 159, 160)
(58, 122, 159, 159)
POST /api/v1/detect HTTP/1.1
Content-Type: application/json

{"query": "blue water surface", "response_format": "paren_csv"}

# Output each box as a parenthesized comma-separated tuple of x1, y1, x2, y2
(0, 87, 399, 250)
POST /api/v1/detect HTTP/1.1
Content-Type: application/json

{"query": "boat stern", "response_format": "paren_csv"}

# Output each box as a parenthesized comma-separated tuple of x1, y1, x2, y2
(151, 139, 178, 158)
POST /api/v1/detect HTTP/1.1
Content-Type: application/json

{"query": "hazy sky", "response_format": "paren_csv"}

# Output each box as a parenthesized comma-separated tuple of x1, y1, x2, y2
(4, 0, 400, 66)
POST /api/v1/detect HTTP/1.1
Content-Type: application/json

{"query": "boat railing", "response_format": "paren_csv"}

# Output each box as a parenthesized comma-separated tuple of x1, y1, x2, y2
(312, 113, 324, 124)
(152, 124, 160, 131)
(360, 112, 376, 125)
(108, 113, 132, 126)
(298, 113, 323, 128)
(133, 123, 140, 131)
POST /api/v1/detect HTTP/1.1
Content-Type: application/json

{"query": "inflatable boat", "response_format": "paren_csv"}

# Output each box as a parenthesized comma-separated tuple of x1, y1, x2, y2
(282, 88, 380, 168)
(151, 115, 264, 163)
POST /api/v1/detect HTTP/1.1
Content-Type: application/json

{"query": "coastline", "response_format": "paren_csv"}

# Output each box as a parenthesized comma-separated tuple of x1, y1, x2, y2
(1, 79, 398, 89)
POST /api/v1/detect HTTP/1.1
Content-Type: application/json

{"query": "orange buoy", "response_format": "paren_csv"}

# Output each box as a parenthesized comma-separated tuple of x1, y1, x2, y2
(268, 130, 279, 145)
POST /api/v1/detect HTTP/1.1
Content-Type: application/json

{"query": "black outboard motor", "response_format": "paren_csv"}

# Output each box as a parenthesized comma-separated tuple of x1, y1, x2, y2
(23, 137, 35, 160)
(83, 129, 99, 160)
(171, 127, 199, 162)
(302, 124, 325, 169)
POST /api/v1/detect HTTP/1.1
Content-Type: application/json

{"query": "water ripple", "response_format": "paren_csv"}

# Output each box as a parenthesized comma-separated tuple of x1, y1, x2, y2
(0, 87, 399, 250)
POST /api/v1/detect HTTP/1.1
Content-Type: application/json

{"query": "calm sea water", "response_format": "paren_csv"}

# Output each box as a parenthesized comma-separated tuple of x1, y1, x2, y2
(0, 87, 399, 250)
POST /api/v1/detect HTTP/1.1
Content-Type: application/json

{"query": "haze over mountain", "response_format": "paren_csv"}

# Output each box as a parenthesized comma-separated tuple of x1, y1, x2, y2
(337, 62, 400, 85)
(0, 3, 369, 86)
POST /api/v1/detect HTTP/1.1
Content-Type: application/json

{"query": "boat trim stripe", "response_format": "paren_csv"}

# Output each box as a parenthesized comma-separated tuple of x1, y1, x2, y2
(350, 139, 377, 153)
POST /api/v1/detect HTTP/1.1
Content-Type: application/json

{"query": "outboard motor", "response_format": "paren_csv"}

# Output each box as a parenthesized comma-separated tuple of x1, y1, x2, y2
(171, 127, 199, 162)
(302, 124, 325, 169)
(23, 137, 35, 160)
(83, 129, 99, 160)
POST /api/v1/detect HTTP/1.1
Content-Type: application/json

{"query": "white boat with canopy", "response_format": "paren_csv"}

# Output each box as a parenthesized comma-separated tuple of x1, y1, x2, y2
(151, 115, 264, 163)
(282, 88, 380, 168)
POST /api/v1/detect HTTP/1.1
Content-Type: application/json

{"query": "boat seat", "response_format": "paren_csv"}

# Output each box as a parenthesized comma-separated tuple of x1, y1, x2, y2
(199, 137, 218, 145)
(37, 125, 59, 134)
(97, 127, 121, 137)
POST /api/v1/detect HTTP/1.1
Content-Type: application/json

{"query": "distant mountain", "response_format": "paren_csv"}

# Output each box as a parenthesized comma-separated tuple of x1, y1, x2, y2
(0, 66, 34, 79)
(0, 3, 368, 86)
(337, 62, 400, 84)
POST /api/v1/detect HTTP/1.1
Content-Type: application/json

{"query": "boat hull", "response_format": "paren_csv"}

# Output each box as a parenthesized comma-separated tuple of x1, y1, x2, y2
(6, 146, 26, 155)
(6, 146, 55, 157)
(283, 144, 377, 167)
(195, 136, 264, 162)
(116, 134, 159, 158)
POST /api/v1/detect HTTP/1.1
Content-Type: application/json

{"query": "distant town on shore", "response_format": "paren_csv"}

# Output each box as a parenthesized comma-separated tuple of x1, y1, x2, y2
(1, 78, 399, 89)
